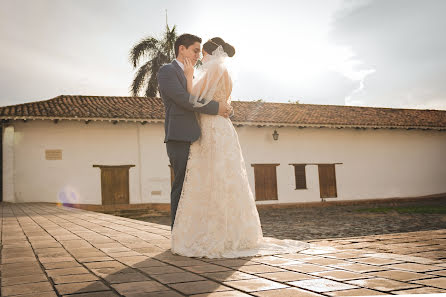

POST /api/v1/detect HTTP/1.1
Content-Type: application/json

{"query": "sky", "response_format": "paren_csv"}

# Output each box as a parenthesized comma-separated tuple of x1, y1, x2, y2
(0, 0, 445, 110)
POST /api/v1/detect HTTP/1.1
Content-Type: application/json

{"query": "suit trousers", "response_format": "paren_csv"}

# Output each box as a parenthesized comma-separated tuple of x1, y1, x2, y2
(166, 141, 191, 230)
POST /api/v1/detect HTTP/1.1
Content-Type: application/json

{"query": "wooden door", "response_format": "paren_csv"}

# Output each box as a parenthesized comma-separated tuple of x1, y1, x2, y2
(318, 164, 337, 198)
(251, 164, 279, 201)
(93, 165, 135, 205)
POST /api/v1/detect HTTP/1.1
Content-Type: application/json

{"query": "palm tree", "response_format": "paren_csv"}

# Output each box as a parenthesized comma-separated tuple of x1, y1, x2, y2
(129, 24, 177, 97)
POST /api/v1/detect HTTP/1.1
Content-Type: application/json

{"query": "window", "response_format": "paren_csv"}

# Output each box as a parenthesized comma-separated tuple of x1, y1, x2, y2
(291, 164, 307, 189)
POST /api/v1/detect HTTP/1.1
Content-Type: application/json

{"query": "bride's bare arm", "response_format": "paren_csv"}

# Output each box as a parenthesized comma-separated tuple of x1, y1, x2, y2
(224, 70, 232, 100)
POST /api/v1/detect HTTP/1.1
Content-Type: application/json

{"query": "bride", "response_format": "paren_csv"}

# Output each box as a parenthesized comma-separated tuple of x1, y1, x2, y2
(171, 37, 309, 258)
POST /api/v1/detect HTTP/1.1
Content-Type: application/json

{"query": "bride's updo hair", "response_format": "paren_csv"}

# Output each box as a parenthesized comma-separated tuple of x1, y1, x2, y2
(203, 37, 235, 57)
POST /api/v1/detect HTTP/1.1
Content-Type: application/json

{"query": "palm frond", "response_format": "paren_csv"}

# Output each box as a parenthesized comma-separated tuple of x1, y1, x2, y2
(130, 60, 151, 97)
(145, 72, 158, 97)
(144, 53, 166, 97)
(129, 37, 159, 68)
(129, 24, 178, 97)
(162, 25, 177, 61)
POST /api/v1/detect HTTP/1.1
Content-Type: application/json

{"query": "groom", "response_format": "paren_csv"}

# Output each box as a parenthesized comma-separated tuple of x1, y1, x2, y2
(157, 34, 233, 230)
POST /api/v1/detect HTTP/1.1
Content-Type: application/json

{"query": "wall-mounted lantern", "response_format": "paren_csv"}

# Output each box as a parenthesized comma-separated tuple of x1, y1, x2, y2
(272, 129, 279, 141)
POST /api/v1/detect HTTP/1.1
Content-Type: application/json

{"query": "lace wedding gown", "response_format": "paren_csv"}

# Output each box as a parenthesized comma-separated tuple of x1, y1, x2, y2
(171, 79, 309, 258)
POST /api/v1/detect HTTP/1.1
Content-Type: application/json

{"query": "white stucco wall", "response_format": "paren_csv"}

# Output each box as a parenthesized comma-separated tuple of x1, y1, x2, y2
(2, 125, 15, 202)
(10, 120, 169, 204)
(236, 125, 446, 203)
(5, 119, 446, 204)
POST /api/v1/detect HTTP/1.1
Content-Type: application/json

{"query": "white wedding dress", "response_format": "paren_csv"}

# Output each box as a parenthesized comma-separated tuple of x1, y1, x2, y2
(171, 61, 309, 259)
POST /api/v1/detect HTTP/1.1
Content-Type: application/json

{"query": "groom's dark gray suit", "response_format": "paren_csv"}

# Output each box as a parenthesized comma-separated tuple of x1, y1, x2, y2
(157, 60, 220, 230)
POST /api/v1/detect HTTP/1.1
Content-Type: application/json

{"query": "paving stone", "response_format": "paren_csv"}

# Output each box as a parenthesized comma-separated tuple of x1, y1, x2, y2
(138, 265, 185, 275)
(238, 264, 286, 274)
(284, 263, 334, 273)
(2, 250, 35, 258)
(46, 266, 90, 277)
(104, 271, 150, 283)
(2, 281, 54, 296)
(90, 267, 136, 277)
(347, 277, 420, 291)
(366, 269, 431, 281)
(163, 259, 209, 267)
(384, 262, 444, 272)
(192, 291, 252, 297)
(61, 292, 119, 297)
(4, 292, 57, 297)
(42, 260, 82, 269)
(251, 256, 303, 266)
(303, 257, 351, 266)
(392, 286, 446, 294)
(100, 246, 131, 253)
(51, 273, 99, 284)
(0, 261, 42, 271)
(412, 277, 446, 289)
(107, 251, 143, 257)
(171, 280, 233, 295)
(78, 256, 114, 263)
(185, 264, 233, 273)
(1, 266, 44, 278)
(210, 259, 262, 268)
(427, 270, 446, 277)
(150, 271, 206, 284)
(223, 278, 288, 292)
(322, 252, 366, 259)
(124, 290, 183, 297)
(1, 256, 38, 264)
(311, 270, 370, 281)
(84, 260, 127, 269)
(288, 278, 357, 293)
(252, 287, 325, 296)
(276, 254, 327, 262)
(326, 288, 388, 296)
(55, 280, 111, 295)
(111, 280, 170, 294)
(204, 270, 259, 281)
(257, 271, 317, 282)
(128, 258, 168, 268)
(350, 257, 403, 265)
(2, 273, 49, 286)
(301, 247, 338, 255)
(123, 289, 184, 297)
(328, 263, 386, 273)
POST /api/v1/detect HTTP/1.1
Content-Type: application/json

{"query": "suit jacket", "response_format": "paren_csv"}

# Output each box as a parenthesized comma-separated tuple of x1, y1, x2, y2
(158, 60, 220, 143)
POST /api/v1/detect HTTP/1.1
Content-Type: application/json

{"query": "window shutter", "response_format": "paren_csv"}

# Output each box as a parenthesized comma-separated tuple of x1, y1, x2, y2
(294, 164, 307, 189)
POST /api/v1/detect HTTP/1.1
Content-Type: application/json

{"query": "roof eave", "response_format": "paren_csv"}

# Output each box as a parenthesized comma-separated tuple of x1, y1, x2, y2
(1, 116, 445, 131)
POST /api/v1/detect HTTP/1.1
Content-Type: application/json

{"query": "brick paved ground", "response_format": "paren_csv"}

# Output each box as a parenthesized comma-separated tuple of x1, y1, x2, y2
(139, 198, 446, 241)
(1, 203, 446, 296)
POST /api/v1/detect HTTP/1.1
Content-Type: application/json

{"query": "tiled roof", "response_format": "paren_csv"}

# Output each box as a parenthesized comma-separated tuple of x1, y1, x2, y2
(0, 95, 445, 130)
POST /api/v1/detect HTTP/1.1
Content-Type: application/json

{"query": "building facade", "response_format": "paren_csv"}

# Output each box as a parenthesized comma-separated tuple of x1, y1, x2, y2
(2, 95, 446, 206)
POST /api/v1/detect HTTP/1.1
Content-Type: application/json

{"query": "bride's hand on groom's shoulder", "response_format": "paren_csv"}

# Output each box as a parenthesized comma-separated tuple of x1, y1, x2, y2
(184, 58, 194, 80)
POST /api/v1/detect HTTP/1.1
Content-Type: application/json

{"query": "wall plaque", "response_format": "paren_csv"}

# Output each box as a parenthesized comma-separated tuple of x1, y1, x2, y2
(45, 149, 62, 160)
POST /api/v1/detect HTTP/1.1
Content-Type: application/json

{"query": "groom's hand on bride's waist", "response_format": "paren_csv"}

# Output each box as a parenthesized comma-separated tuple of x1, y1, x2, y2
(218, 102, 233, 118)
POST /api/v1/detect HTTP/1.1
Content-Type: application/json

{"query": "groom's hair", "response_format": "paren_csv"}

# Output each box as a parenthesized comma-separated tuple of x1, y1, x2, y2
(174, 34, 202, 57)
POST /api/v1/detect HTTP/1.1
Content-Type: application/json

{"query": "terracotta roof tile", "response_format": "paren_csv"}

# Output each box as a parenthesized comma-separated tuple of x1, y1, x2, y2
(0, 95, 445, 130)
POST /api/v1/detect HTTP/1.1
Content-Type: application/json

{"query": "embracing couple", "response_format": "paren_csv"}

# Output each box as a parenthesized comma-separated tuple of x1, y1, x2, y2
(157, 34, 308, 258)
